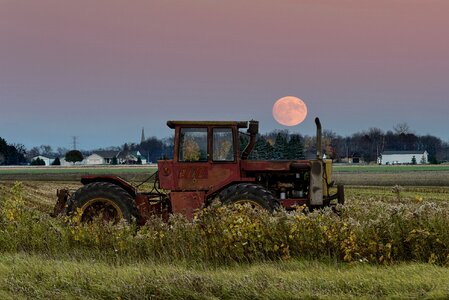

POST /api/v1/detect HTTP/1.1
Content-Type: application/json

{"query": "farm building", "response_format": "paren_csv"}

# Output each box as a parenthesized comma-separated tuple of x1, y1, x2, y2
(379, 150, 428, 165)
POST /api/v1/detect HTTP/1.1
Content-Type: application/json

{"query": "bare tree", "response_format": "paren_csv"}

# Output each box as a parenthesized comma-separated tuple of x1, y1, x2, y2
(393, 123, 411, 135)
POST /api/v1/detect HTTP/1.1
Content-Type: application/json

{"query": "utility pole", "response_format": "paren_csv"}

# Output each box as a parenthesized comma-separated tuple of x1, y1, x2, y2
(72, 136, 78, 150)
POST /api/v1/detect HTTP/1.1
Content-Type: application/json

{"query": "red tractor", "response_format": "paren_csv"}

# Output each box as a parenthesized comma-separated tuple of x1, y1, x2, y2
(53, 118, 344, 224)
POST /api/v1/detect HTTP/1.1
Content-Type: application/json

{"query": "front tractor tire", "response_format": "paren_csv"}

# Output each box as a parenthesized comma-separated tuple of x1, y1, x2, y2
(68, 182, 136, 224)
(219, 183, 279, 212)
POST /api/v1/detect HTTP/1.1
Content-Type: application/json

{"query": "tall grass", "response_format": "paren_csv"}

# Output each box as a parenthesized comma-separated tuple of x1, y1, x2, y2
(1, 182, 449, 265)
(3, 253, 449, 299)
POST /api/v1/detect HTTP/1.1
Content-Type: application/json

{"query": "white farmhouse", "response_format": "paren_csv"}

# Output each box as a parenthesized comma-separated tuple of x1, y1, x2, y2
(379, 150, 428, 165)
(85, 153, 104, 165)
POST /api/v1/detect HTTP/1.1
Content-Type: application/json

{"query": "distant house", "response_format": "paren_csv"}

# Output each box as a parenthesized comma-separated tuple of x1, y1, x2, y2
(85, 153, 104, 165)
(341, 152, 365, 164)
(379, 150, 428, 165)
(87, 150, 120, 165)
(117, 150, 143, 164)
(131, 150, 147, 164)
(348, 152, 364, 164)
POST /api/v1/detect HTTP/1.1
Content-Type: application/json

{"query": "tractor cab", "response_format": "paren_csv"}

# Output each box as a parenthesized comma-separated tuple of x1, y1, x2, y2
(157, 120, 252, 194)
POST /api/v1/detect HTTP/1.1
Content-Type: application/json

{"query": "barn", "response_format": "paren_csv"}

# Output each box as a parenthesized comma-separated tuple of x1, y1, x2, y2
(379, 150, 428, 165)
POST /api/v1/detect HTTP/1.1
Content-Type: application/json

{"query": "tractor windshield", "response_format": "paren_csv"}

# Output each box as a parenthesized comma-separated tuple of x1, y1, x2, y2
(212, 128, 234, 161)
(179, 128, 208, 162)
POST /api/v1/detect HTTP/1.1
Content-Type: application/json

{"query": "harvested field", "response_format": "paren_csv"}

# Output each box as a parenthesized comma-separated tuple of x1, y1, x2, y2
(333, 164, 449, 186)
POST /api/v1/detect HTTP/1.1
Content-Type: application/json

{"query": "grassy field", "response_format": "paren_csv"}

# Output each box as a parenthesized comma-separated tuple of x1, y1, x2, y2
(1, 179, 449, 298)
(1, 253, 449, 299)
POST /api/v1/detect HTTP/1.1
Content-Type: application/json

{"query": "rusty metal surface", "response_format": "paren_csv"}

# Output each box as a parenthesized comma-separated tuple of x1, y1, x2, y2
(159, 159, 246, 196)
(169, 191, 205, 219)
(241, 160, 310, 172)
(134, 193, 152, 225)
(157, 160, 176, 190)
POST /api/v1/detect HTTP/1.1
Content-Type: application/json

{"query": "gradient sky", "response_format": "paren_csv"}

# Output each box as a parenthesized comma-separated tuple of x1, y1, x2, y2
(1, 0, 449, 149)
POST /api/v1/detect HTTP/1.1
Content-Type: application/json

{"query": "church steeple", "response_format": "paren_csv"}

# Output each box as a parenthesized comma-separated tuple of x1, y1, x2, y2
(141, 127, 145, 143)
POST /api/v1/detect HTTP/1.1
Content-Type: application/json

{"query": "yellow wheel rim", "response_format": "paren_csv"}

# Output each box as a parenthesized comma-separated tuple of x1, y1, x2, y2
(233, 199, 263, 209)
(78, 197, 124, 223)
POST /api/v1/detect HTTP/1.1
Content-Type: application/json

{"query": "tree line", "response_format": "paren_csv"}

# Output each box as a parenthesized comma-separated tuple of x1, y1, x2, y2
(2, 122, 449, 166)
(317, 123, 449, 164)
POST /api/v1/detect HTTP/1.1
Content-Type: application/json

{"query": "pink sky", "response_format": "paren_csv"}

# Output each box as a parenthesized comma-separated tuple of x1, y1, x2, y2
(1, 0, 449, 148)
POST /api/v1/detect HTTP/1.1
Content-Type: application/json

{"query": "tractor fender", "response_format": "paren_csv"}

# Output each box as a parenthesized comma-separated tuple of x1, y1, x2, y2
(80, 175, 137, 198)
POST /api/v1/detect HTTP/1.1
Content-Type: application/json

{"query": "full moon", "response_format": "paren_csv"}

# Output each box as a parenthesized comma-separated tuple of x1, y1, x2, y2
(272, 96, 308, 126)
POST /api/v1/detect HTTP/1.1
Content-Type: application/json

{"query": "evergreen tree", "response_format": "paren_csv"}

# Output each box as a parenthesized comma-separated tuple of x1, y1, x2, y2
(273, 133, 288, 160)
(31, 157, 46, 166)
(137, 157, 142, 165)
(260, 138, 274, 160)
(0, 137, 7, 164)
(287, 134, 304, 159)
(52, 157, 61, 165)
(112, 156, 118, 165)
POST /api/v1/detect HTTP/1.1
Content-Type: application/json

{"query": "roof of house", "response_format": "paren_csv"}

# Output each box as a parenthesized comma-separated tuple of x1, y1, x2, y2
(92, 150, 120, 159)
(382, 150, 427, 155)
(117, 151, 138, 160)
(130, 151, 142, 157)
(31, 155, 52, 160)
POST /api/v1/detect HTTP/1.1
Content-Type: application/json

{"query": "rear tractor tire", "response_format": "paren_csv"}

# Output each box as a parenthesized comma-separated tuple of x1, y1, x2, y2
(219, 183, 279, 212)
(67, 182, 136, 224)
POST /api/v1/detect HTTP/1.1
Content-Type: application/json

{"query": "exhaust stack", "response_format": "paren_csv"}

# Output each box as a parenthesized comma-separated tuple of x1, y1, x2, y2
(315, 117, 322, 159)
(310, 117, 324, 206)
(241, 120, 259, 160)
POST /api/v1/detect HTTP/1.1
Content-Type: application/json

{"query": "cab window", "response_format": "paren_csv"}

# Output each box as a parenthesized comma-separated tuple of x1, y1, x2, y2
(213, 128, 234, 161)
(179, 128, 208, 162)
